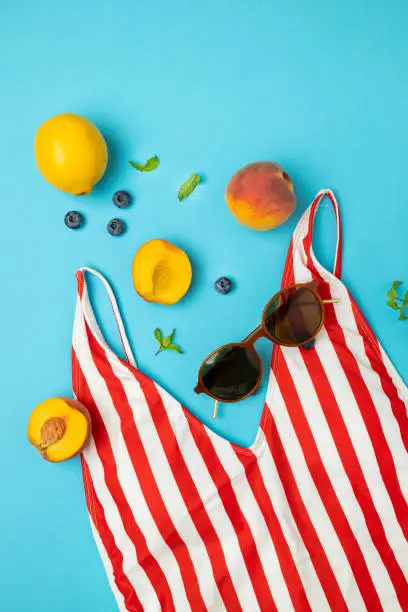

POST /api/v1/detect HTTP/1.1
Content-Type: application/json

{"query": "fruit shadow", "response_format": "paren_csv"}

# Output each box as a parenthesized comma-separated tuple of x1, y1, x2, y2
(181, 249, 201, 307)
(98, 133, 123, 192)
(90, 119, 133, 193)
(280, 161, 322, 221)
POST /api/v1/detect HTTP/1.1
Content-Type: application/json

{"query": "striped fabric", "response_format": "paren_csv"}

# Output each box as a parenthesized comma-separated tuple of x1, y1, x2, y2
(72, 190, 408, 612)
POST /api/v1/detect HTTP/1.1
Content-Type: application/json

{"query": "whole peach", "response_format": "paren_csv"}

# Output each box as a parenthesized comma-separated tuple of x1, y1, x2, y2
(225, 162, 296, 230)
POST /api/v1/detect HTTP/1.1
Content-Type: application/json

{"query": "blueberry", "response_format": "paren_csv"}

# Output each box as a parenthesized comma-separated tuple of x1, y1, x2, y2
(107, 218, 125, 236)
(64, 211, 84, 230)
(113, 190, 132, 208)
(215, 277, 233, 295)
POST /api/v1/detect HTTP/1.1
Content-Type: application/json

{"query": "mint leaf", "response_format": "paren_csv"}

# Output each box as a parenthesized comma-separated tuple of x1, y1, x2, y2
(162, 329, 175, 348)
(167, 343, 183, 353)
(386, 281, 408, 319)
(387, 281, 404, 300)
(178, 173, 201, 201)
(129, 155, 160, 172)
(153, 328, 183, 355)
(154, 328, 163, 343)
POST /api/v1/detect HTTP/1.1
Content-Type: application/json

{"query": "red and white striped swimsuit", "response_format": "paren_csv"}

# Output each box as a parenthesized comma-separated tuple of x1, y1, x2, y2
(72, 190, 408, 611)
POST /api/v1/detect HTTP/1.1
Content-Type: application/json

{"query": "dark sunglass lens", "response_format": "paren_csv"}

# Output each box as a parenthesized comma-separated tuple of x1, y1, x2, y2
(264, 287, 322, 345)
(201, 345, 260, 401)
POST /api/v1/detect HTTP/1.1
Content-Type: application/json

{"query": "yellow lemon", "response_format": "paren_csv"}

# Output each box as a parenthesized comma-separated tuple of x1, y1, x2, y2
(34, 113, 108, 195)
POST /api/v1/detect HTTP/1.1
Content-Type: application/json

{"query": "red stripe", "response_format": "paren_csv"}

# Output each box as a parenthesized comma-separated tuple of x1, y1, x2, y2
(76, 270, 85, 298)
(133, 373, 244, 611)
(300, 344, 408, 605)
(264, 242, 347, 610)
(186, 423, 277, 611)
(350, 297, 408, 453)
(234, 449, 312, 612)
(281, 238, 295, 288)
(72, 349, 176, 612)
(84, 323, 207, 612)
(81, 457, 143, 612)
(278, 356, 383, 611)
(262, 415, 348, 611)
(301, 212, 408, 607)
(302, 236, 408, 545)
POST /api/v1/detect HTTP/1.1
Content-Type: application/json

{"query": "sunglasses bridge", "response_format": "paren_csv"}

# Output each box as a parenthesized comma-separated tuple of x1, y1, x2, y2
(195, 289, 339, 419)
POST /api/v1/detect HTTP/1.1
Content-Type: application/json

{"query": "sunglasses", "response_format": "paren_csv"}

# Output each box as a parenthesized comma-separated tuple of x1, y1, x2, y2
(194, 283, 337, 417)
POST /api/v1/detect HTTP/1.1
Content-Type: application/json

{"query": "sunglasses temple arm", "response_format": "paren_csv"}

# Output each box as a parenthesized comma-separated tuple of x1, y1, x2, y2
(212, 400, 219, 420)
(322, 298, 339, 304)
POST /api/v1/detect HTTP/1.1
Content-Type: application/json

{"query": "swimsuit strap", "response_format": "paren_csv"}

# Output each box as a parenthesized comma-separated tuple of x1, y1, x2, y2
(304, 188, 342, 278)
(77, 267, 137, 368)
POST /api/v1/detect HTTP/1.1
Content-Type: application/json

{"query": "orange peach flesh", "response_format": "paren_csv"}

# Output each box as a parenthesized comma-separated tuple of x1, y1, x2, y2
(132, 239, 192, 305)
(27, 397, 91, 462)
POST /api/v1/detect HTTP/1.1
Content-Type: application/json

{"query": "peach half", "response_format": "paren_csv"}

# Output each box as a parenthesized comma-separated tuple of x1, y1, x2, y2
(27, 397, 91, 462)
(132, 239, 192, 305)
(225, 162, 296, 231)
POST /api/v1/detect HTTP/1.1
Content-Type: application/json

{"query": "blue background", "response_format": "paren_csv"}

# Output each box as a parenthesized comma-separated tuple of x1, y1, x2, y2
(1, 0, 408, 609)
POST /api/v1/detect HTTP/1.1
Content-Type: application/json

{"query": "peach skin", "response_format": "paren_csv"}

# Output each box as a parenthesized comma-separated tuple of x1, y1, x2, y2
(225, 162, 296, 230)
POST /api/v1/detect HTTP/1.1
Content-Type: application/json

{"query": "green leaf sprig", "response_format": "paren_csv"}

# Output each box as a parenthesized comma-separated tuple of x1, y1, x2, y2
(129, 155, 160, 172)
(178, 173, 201, 201)
(154, 328, 183, 356)
(386, 281, 408, 320)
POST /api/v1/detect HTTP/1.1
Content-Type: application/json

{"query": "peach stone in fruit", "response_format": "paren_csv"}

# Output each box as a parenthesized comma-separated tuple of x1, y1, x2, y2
(225, 162, 296, 231)
(27, 397, 91, 462)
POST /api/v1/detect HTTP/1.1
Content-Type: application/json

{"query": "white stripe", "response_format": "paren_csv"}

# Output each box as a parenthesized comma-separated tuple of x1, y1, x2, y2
(339, 292, 408, 502)
(291, 248, 403, 608)
(290, 208, 312, 279)
(259, 443, 331, 612)
(316, 327, 408, 577)
(109, 356, 225, 612)
(88, 513, 128, 612)
(156, 387, 261, 612)
(207, 434, 295, 611)
(296, 235, 408, 577)
(286, 335, 400, 610)
(378, 345, 408, 502)
(74, 324, 191, 611)
(265, 377, 367, 611)
(379, 344, 408, 418)
(82, 438, 160, 611)
(304, 242, 408, 490)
